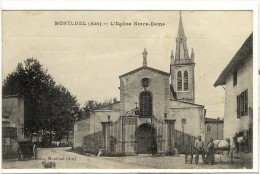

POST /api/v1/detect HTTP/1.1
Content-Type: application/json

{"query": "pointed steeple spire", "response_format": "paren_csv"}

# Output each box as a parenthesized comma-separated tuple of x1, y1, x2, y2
(143, 48, 147, 67)
(175, 11, 189, 60)
(190, 48, 195, 62)
(171, 50, 174, 65)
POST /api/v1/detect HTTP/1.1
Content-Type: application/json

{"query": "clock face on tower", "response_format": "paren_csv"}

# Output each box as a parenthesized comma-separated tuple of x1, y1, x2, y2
(140, 78, 151, 88)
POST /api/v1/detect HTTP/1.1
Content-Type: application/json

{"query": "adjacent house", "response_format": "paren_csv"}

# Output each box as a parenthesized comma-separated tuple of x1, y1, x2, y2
(204, 117, 224, 143)
(2, 95, 25, 158)
(214, 33, 253, 152)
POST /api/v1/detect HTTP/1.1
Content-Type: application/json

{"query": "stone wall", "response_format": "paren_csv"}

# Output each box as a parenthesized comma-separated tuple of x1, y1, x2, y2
(82, 131, 103, 154)
(73, 110, 120, 150)
(2, 96, 24, 141)
(119, 68, 170, 119)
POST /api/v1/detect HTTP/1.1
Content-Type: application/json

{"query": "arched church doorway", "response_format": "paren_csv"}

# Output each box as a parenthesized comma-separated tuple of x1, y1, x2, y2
(135, 123, 157, 154)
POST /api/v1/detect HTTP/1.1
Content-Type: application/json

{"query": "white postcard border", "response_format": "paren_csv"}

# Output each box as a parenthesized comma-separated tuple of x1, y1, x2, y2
(0, 0, 259, 173)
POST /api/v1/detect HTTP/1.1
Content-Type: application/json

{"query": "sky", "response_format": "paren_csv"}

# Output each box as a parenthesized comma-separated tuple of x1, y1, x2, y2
(2, 11, 253, 119)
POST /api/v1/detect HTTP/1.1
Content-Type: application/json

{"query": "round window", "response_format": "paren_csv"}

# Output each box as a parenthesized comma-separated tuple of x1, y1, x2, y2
(140, 78, 151, 88)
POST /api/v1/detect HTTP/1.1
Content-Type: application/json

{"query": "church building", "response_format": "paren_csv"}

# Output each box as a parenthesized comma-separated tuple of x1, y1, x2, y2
(74, 13, 206, 155)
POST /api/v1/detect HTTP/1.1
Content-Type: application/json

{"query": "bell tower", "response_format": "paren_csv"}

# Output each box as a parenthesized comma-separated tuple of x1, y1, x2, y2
(170, 12, 195, 103)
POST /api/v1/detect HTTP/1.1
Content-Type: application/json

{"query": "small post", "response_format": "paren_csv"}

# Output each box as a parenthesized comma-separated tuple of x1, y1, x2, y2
(164, 113, 168, 119)
(164, 119, 176, 155)
(217, 117, 220, 139)
(135, 102, 138, 108)
(181, 118, 186, 145)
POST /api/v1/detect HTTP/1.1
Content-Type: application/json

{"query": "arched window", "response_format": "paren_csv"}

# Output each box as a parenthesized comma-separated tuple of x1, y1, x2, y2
(177, 71, 182, 91)
(139, 91, 153, 117)
(184, 70, 189, 91)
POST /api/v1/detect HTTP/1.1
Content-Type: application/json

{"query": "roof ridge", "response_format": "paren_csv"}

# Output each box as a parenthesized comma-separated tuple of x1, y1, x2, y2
(170, 98, 204, 107)
(93, 101, 120, 110)
(119, 66, 170, 78)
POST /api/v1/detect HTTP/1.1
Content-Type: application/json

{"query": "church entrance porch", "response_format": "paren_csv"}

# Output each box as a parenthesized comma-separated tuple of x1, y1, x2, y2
(101, 114, 176, 156)
(135, 123, 157, 154)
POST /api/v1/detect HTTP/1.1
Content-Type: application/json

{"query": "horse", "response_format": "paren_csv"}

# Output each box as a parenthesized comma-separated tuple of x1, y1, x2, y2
(213, 136, 244, 163)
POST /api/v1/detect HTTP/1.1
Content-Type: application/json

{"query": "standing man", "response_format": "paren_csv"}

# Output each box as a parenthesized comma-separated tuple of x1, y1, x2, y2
(233, 133, 239, 153)
(205, 138, 215, 165)
(194, 135, 205, 164)
(33, 143, 38, 160)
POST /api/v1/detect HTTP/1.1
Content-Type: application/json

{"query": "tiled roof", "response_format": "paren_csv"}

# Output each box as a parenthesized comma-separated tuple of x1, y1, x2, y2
(205, 117, 224, 123)
(93, 101, 120, 110)
(170, 98, 204, 107)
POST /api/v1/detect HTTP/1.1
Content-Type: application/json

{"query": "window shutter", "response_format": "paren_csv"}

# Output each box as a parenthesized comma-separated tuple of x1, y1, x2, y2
(240, 92, 244, 116)
(237, 95, 240, 118)
(233, 70, 237, 86)
(245, 90, 248, 115)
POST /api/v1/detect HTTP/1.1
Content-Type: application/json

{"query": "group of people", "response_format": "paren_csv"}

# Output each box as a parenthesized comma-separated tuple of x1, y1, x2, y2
(194, 136, 215, 165)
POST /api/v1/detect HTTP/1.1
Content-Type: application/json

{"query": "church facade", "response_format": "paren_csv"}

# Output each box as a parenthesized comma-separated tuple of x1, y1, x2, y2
(74, 14, 205, 155)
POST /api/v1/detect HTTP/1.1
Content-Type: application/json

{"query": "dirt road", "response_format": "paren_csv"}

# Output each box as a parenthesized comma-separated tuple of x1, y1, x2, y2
(2, 147, 252, 169)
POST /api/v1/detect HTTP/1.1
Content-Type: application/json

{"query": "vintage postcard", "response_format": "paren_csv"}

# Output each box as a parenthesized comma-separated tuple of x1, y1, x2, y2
(1, 1, 258, 173)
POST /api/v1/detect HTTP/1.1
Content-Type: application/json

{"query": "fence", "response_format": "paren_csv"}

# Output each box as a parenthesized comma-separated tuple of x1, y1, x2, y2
(83, 131, 103, 155)
(174, 129, 197, 154)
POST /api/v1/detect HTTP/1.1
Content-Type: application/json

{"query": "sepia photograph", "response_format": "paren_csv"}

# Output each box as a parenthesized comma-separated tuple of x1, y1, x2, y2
(1, 6, 257, 172)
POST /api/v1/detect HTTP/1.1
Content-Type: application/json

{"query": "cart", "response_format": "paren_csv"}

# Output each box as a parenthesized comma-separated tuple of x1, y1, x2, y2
(17, 141, 34, 161)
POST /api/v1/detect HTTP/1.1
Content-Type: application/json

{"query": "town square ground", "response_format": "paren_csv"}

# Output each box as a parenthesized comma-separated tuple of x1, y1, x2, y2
(2, 147, 252, 169)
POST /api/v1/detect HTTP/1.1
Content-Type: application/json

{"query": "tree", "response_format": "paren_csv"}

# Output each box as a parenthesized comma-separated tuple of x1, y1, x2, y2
(3, 58, 79, 144)
(50, 85, 79, 142)
(82, 98, 118, 119)
(3, 58, 54, 136)
(82, 100, 102, 118)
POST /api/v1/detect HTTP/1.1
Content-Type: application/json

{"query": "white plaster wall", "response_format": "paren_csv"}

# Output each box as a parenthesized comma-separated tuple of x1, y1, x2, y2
(73, 119, 89, 149)
(223, 56, 253, 138)
(90, 110, 120, 134)
(170, 100, 204, 140)
(73, 110, 120, 149)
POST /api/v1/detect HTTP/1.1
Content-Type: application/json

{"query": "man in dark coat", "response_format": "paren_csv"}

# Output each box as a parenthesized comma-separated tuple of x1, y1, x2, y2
(205, 138, 215, 165)
(233, 133, 239, 153)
